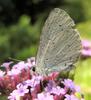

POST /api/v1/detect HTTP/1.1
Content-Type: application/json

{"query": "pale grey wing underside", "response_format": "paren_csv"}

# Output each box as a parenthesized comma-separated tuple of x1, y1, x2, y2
(36, 8, 81, 75)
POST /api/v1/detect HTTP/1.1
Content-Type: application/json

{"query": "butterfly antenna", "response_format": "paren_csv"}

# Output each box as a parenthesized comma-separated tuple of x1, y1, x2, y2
(8, 57, 22, 62)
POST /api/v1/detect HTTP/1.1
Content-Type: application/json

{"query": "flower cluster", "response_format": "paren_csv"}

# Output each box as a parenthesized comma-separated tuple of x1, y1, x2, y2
(0, 57, 84, 100)
(0, 57, 35, 95)
(8, 72, 83, 100)
(81, 39, 91, 58)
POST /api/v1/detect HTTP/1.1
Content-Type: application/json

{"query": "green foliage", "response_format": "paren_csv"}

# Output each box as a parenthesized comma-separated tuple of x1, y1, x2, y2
(1, 0, 91, 63)
(0, 0, 63, 25)
(75, 19, 91, 100)
(75, 59, 91, 89)
(61, 0, 85, 23)
(0, 15, 42, 63)
(75, 59, 91, 100)
(0, 95, 7, 100)
(81, 0, 91, 20)
(76, 19, 91, 100)
(77, 20, 91, 39)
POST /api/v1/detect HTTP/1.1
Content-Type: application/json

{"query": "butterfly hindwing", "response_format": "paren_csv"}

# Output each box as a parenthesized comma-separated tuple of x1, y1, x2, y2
(36, 8, 81, 75)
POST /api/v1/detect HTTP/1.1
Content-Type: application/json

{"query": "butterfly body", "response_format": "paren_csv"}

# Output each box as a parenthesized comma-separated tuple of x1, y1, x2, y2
(36, 8, 81, 76)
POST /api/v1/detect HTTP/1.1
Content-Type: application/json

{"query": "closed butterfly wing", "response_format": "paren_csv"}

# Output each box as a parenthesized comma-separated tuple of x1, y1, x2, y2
(36, 8, 81, 75)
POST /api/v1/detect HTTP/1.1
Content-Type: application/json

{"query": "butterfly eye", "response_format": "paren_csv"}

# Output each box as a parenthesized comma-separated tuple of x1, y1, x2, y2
(32, 66, 36, 72)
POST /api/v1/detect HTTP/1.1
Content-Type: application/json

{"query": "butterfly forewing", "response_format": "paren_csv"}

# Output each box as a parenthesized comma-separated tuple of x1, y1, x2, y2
(36, 8, 81, 75)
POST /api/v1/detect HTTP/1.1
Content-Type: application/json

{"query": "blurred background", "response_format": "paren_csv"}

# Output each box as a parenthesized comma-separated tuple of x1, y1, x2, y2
(0, 0, 91, 99)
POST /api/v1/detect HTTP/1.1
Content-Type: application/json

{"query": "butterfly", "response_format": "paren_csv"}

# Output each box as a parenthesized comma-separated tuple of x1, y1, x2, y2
(36, 8, 81, 76)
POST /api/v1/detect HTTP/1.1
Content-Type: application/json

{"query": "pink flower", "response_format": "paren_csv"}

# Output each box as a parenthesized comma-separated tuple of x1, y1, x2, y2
(13, 61, 26, 70)
(5, 57, 83, 100)
(63, 79, 79, 92)
(35, 92, 54, 100)
(7, 69, 21, 76)
(16, 83, 29, 96)
(50, 86, 65, 95)
(8, 90, 17, 100)
(81, 49, 91, 56)
(63, 79, 74, 88)
(81, 39, 91, 58)
(0, 70, 5, 77)
(65, 94, 79, 100)
(30, 75, 43, 87)
(27, 57, 36, 66)
(82, 40, 91, 49)
(45, 80, 65, 95)
(1, 61, 13, 68)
